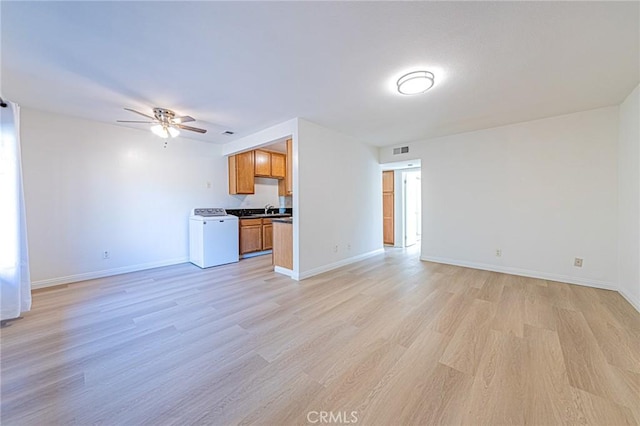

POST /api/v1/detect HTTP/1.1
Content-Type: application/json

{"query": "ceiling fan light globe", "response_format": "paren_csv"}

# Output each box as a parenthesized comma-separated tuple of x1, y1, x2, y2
(168, 126, 180, 138)
(151, 124, 169, 138)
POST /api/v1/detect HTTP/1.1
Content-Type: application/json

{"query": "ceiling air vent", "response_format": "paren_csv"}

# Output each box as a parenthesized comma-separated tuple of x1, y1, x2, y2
(393, 146, 409, 155)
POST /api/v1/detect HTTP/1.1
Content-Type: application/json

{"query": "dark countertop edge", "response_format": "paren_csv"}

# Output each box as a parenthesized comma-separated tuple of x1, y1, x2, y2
(236, 214, 292, 219)
(226, 208, 293, 217)
(272, 217, 293, 224)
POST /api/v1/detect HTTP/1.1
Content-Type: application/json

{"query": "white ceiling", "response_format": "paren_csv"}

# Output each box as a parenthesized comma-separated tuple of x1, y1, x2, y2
(2, 1, 638, 147)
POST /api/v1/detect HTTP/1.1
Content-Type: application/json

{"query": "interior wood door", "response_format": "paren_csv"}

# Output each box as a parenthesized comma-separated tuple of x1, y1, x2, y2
(383, 169, 394, 192)
(382, 170, 394, 245)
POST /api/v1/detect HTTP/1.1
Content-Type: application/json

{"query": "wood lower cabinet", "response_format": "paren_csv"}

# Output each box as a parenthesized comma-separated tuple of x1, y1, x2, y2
(239, 218, 274, 255)
(229, 151, 255, 194)
(239, 218, 263, 254)
(262, 219, 273, 250)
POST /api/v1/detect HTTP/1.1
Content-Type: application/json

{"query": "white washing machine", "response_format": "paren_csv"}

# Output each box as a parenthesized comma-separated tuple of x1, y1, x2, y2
(189, 208, 239, 268)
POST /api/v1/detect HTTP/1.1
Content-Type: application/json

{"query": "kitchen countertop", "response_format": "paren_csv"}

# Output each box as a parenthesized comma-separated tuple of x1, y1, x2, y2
(272, 217, 293, 224)
(237, 213, 292, 219)
(225, 208, 293, 218)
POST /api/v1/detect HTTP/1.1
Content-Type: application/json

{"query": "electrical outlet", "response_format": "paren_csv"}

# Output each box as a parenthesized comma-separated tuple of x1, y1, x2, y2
(347, 243, 351, 251)
(334, 245, 338, 253)
(574, 257, 583, 267)
(495, 249, 502, 257)
(103, 250, 110, 259)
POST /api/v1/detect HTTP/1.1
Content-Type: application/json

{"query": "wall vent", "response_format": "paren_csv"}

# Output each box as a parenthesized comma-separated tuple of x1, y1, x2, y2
(393, 146, 409, 155)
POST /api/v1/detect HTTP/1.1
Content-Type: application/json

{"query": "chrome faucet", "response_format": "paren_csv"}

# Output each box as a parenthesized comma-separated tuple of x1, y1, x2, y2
(264, 204, 274, 214)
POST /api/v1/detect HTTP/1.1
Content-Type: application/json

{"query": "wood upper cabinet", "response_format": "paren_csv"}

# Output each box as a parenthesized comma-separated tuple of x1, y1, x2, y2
(229, 151, 255, 194)
(279, 138, 293, 196)
(230, 144, 289, 196)
(239, 218, 263, 254)
(254, 150, 271, 177)
(382, 170, 394, 245)
(286, 139, 293, 194)
(271, 153, 286, 179)
(255, 149, 286, 179)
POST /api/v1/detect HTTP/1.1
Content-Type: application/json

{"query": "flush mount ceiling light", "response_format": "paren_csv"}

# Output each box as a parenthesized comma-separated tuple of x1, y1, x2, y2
(397, 70, 435, 95)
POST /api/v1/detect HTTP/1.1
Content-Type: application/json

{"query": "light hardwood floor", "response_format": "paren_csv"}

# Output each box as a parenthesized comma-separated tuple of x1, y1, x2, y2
(2, 247, 639, 425)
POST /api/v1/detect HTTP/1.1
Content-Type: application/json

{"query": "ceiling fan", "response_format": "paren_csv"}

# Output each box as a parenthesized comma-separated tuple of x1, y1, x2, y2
(117, 107, 207, 138)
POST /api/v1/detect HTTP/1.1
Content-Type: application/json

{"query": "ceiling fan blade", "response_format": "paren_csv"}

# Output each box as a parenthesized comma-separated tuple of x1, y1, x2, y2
(175, 124, 207, 134)
(174, 115, 195, 123)
(124, 107, 155, 120)
(117, 120, 155, 123)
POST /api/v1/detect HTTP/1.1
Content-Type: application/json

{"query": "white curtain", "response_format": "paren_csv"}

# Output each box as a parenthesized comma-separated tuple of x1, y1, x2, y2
(0, 101, 31, 320)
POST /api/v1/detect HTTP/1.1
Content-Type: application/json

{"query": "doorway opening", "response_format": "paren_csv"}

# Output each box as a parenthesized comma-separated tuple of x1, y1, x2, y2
(402, 170, 421, 247)
(380, 160, 422, 250)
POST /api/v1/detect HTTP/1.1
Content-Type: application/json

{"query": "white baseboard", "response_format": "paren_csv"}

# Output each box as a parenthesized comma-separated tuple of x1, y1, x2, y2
(297, 248, 385, 280)
(241, 250, 272, 259)
(618, 287, 640, 313)
(31, 257, 188, 289)
(274, 266, 294, 278)
(420, 255, 618, 291)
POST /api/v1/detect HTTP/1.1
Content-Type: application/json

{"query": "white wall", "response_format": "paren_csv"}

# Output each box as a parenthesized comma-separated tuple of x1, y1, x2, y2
(230, 177, 283, 210)
(296, 119, 383, 279)
(223, 120, 296, 210)
(20, 109, 278, 287)
(221, 119, 297, 156)
(380, 106, 619, 288)
(618, 84, 640, 311)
